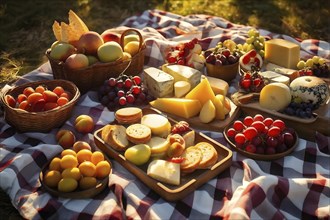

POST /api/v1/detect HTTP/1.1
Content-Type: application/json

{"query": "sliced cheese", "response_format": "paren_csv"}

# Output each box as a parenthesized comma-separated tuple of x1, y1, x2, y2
(265, 62, 300, 81)
(260, 71, 290, 85)
(205, 76, 229, 96)
(264, 39, 300, 69)
(141, 114, 171, 137)
(143, 67, 174, 98)
(149, 98, 202, 119)
(162, 64, 201, 88)
(185, 75, 216, 106)
(146, 136, 171, 154)
(174, 81, 191, 98)
(147, 159, 180, 185)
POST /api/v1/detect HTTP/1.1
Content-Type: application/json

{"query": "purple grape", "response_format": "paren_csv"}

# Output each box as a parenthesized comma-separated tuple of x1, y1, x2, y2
(266, 136, 278, 148)
(283, 132, 295, 147)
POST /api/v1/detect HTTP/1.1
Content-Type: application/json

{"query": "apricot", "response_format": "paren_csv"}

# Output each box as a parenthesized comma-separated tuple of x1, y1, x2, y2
(23, 87, 35, 97)
(44, 170, 62, 188)
(18, 100, 29, 111)
(58, 178, 78, 192)
(60, 155, 78, 170)
(79, 176, 97, 190)
(61, 167, 81, 181)
(49, 157, 62, 171)
(57, 97, 69, 106)
(56, 129, 76, 149)
(73, 141, 92, 152)
(17, 94, 27, 104)
(91, 151, 104, 165)
(76, 149, 92, 163)
(95, 161, 111, 179)
(35, 85, 46, 94)
(27, 92, 43, 105)
(79, 161, 96, 177)
(43, 90, 58, 103)
(74, 115, 94, 134)
(53, 86, 65, 97)
(61, 149, 77, 157)
(5, 95, 16, 108)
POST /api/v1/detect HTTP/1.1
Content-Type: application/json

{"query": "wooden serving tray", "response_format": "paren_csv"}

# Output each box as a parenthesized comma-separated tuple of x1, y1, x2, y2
(93, 108, 233, 202)
(158, 99, 240, 132)
(231, 92, 330, 141)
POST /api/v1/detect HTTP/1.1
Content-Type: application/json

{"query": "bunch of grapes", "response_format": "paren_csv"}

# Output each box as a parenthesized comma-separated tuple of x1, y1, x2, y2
(297, 56, 329, 78)
(98, 74, 153, 111)
(204, 40, 241, 66)
(239, 66, 266, 92)
(226, 114, 296, 155)
(237, 28, 266, 57)
(282, 100, 317, 118)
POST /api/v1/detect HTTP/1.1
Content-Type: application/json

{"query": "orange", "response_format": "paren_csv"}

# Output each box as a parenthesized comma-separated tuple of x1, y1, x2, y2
(43, 170, 62, 188)
(60, 155, 78, 170)
(76, 149, 92, 163)
(79, 161, 96, 177)
(61, 167, 81, 181)
(91, 151, 104, 165)
(95, 161, 111, 179)
(49, 157, 62, 171)
(61, 149, 77, 158)
(79, 176, 97, 190)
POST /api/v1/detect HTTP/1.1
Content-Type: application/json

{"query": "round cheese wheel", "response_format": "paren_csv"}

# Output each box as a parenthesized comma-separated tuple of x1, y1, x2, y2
(290, 76, 329, 106)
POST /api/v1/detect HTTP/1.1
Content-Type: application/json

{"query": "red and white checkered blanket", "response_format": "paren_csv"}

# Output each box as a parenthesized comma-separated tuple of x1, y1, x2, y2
(1, 9, 329, 219)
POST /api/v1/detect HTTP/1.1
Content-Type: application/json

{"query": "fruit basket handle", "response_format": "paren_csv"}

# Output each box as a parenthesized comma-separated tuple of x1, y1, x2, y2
(120, 28, 144, 52)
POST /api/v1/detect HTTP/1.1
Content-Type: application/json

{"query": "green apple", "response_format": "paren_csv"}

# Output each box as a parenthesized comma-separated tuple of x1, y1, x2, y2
(87, 55, 99, 65)
(49, 42, 76, 61)
(123, 34, 140, 47)
(97, 41, 123, 62)
(124, 144, 151, 166)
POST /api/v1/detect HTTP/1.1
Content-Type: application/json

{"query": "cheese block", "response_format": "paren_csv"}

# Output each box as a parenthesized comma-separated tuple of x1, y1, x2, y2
(147, 159, 180, 185)
(259, 71, 290, 85)
(143, 67, 174, 98)
(290, 76, 329, 106)
(205, 76, 229, 96)
(174, 81, 191, 98)
(161, 64, 201, 88)
(259, 83, 292, 111)
(264, 39, 300, 69)
(141, 114, 171, 138)
(265, 62, 300, 81)
(149, 98, 202, 119)
(185, 75, 216, 106)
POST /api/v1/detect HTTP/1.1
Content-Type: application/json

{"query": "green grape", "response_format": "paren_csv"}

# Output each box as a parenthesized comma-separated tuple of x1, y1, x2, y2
(305, 59, 314, 67)
(237, 44, 243, 50)
(312, 56, 320, 64)
(318, 58, 326, 65)
(247, 44, 255, 51)
(259, 50, 265, 57)
(248, 29, 256, 37)
(246, 37, 254, 44)
(297, 60, 306, 70)
(254, 30, 260, 37)
(242, 43, 249, 51)
(254, 41, 264, 50)
(258, 36, 265, 43)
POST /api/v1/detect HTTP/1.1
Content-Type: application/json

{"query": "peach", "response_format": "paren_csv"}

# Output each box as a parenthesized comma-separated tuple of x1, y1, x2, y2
(97, 41, 123, 62)
(101, 30, 120, 44)
(50, 42, 76, 61)
(77, 31, 104, 55)
(73, 141, 92, 152)
(56, 129, 76, 149)
(65, 53, 89, 70)
(74, 115, 94, 134)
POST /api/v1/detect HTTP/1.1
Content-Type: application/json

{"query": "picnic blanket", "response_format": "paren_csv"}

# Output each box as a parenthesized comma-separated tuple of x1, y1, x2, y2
(1, 9, 329, 220)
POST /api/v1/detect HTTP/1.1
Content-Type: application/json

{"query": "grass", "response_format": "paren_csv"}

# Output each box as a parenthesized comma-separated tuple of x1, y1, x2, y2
(0, 0, 329, 218)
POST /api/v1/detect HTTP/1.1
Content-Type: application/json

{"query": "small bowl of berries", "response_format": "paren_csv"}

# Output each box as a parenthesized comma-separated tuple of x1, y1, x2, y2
(204, 40, 241, 82)
(224, 114, 298, 160)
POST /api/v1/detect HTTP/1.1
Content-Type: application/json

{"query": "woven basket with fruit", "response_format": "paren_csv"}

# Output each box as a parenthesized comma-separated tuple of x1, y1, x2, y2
(1, 79, 80, 132)
(46, 10, 146, 93)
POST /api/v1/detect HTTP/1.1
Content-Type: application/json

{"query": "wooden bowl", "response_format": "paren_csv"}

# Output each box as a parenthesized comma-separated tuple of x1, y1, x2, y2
(223, 123, 299, 161)
(206, 61, 239, 82)
(39, 155, 111, 199)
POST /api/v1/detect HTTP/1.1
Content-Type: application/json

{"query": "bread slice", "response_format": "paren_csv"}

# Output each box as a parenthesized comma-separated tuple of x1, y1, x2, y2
(101, 124, 129, 151)
(195, 142, 218, 169)
(126, 124, 151, 144)
(115, 107, 142, 124)
(180, 146, 202, 174)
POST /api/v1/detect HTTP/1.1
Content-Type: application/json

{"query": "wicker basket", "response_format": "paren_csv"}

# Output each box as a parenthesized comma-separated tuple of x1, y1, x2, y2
(46, 28, 146, 93)
(1, 80, 80, 133)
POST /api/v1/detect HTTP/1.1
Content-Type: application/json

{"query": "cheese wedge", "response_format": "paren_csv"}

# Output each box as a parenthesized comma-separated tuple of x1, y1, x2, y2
(143, 67, 174, 98)
(149, 98, 202, 119)
(162, 64, 201, 88)
(264, 39, 300, 69)
(147, 159, 180, 185)
(174, 81, 191, 98)
(205, 76, 229, 96)
(259, 71, 290, 85)
(185, 75, 216, 106)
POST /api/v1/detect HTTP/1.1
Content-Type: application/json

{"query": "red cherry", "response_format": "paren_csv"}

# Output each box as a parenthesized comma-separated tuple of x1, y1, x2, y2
(272, 119, 286, 131)
(124, 78, 133, 88)
(131, 86, 141, 95)
(253, 114, 264, 122)
(245, 144, 257, 153)
(234, 133, 246, 145)
(268, 126, 281, 137)
(251, 121, 265, 133)
(243, 116, 254, 126)
(233, 120, 245, 132)
(227, 128, 236, 138)
(240, 79, 251, 89)
(263, 118, 274, 127)
(132, 76, 141, 85)
(243, 127, 258, 141)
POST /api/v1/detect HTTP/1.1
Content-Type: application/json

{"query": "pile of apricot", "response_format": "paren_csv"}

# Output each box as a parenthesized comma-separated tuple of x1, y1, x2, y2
(43, 142, 111, 193)
(5, 85, 72, 112)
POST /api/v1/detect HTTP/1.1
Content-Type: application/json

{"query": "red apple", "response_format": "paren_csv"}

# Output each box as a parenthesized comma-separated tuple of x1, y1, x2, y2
(77, 31, 104, 55)
(65, 53, 89, 69)
(101, 30, 120, 44)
